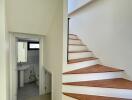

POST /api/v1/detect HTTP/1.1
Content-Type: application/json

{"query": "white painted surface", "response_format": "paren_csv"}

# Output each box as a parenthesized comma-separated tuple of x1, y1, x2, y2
(18, 65, 30, 87)
(18, 65, 30, 71)
(69, 39, 82, 45)
(45, 70, 52, 94)
(69, 52, 93, 60)
(39, 37, 45, 95)
(69, 45, 88, 51)
(20, 71, 24, 87)
(69, 0, 132, 80)
(63, 85, 132, 99)
(9, 34, 18, 100)
(63, 59, 100, 72)
(63, 72, 125, 82)
(0, 0, 8, 100)
(7, 0, 59, 35)
(45, 0, 64, 99)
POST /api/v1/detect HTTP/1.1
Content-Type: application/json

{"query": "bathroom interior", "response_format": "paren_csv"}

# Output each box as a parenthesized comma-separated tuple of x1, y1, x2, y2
(17, 39, 40, 100)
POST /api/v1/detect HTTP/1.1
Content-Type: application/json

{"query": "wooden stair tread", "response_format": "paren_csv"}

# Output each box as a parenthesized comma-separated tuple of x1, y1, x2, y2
(69, 50, 92, 53)
(69, 38, 80, 40)
(68, 57, 98, 64)
(63, 93, 130, 100)
(63, 64, 124, 74)
(63, 78, 132, 90)
(69, 44, 86, 46)
(69, 34, 77, 36)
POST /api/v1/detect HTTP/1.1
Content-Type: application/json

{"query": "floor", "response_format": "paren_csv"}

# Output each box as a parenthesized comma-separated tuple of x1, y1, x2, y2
(17, 82, 39, 100)
(28, 94, 51, 100)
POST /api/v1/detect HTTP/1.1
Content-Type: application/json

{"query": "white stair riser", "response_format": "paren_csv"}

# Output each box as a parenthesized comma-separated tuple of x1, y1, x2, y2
(69, 40, 82, 45)
(69, 45, 87, 51)
(63, 85, 132, 99)
(69, 35, 78, 39)
(63, 72, 125, 82)
(62, 94, 77, 100)
(69, 52, 93, 60)
(63, 59, 100, 72)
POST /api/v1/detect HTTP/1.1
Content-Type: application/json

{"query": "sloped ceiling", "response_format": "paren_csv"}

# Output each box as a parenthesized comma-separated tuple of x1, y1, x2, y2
(68, 0, 93, 14)
(6, 0, 59, 35)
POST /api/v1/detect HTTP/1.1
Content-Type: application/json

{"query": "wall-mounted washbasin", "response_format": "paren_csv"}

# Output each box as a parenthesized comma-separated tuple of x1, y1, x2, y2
(18, 65, 30, 87)
(18, 65, 30, 71)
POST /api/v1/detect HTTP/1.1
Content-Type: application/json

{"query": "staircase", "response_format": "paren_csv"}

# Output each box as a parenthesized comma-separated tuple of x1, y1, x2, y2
(62, 34, 132, 100)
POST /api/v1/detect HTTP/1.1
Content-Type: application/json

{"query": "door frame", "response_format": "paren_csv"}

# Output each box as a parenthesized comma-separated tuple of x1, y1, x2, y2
(9, 32, 45, 100)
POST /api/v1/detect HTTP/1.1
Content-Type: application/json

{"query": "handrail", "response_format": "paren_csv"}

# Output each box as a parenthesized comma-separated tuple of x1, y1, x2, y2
(67, 18, 70, 62)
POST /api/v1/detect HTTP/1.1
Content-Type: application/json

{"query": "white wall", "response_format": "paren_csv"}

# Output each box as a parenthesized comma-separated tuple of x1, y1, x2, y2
(7, 0, 59, 35)
(69, 0, 132, 80)
(45, 70, 52, 94)
(45, 0, 64, 99)
(62, 0, 68, 99)
(0, 0, 9, 99)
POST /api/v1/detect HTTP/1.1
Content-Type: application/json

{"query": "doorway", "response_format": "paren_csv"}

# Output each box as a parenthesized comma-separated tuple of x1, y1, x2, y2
(9, 33, 48, 100)
(17, 39, 40, 100)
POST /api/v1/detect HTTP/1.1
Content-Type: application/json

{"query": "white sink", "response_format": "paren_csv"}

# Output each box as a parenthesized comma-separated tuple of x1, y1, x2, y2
(18, 65, 30, 71)
(18, 65, 30, 87)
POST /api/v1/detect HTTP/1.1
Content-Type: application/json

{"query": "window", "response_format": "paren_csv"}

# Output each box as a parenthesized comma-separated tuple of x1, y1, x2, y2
(28, 42, 39, 50)
(17, 42, 27, 63)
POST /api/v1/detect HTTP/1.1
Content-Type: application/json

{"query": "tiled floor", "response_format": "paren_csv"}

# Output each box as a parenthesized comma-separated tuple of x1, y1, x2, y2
(17, 82, 39, 100)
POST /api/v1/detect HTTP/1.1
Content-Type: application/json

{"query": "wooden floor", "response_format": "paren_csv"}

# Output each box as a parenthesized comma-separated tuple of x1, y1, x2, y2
(63, 78, 132, 89)
(63, 93, 130, 100)
(63, 64, 123, 74)
(27, 94, 51, 100)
